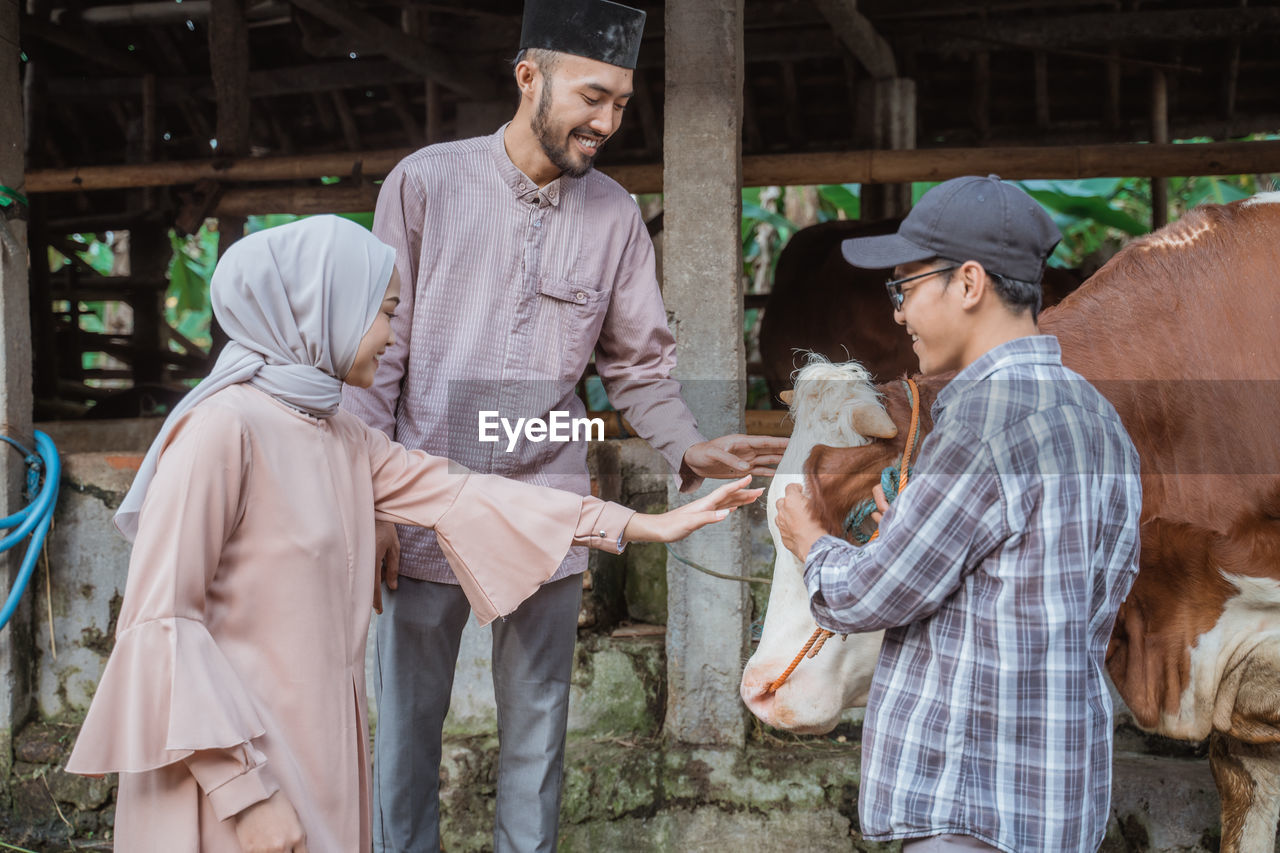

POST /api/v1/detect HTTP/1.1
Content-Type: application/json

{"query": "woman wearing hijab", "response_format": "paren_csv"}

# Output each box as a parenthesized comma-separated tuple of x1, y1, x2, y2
(66, 216, 757, 852)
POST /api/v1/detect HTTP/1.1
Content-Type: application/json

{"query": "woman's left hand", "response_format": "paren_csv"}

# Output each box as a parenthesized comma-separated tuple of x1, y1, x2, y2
(623, 476, 763, 543)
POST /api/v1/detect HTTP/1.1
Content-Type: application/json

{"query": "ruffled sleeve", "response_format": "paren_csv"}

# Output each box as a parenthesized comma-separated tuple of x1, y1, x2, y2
(67, 399, 273, 811)
(364, 425, 635, 626)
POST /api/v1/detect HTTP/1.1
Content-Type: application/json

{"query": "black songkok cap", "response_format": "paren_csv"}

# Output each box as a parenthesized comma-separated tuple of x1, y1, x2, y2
(520, 0, 647, 70)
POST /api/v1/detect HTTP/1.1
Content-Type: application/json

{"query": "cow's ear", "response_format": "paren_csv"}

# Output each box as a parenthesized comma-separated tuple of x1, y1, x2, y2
(778, 390, 795, 407)
(850, 405, 898, 439)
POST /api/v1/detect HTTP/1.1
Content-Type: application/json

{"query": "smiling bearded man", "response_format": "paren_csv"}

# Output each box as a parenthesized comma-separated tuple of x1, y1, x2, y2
(341, 1, 791, 852)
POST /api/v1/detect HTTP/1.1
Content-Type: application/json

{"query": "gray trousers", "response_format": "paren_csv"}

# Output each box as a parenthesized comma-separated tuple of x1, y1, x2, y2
(372, 573, 582, 853)
(902, 835, 1001, 852)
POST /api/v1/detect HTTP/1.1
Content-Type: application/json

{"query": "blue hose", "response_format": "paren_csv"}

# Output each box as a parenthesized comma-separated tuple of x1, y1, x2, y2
(0, 431, 60, 632)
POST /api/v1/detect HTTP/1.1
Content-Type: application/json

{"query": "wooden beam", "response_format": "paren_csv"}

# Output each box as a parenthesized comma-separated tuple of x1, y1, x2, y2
(214, 184, 380, 217)
(810, 0, 896, 79)
(287, 0, 494, 99)
(28, 139, 1280, 195)
(894, 7, 1280, 50)
(20, 15, 148, 75)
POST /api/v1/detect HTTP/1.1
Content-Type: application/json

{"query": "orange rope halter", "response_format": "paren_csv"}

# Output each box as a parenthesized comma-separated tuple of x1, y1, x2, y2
(766, 377, 921, 694)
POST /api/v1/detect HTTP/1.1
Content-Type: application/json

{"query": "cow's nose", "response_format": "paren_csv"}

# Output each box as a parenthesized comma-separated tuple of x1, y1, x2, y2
(740, 666, 786, 723)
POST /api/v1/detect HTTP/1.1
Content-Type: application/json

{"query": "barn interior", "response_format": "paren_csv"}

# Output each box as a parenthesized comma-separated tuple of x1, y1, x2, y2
(17, 0, 1280, 419)
(5, 6, 1280, 847)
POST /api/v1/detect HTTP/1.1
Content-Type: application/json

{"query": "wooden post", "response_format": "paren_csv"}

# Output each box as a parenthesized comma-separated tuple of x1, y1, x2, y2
(1151, 70, 1169, 230)
(209, 0, 250, 256)
(856, 77, 915, 219)
(22, 3, 58, 403)
(1, 0, 35, 780)
(208, 0, 250, 358)
(663, 0, 749, 746)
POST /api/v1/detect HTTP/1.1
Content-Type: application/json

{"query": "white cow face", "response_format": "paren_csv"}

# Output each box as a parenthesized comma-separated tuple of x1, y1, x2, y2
(739, 356, 895, 733)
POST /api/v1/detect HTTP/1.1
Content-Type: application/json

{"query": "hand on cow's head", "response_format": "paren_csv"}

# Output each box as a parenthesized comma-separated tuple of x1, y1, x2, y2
(776, 483, 826, 563)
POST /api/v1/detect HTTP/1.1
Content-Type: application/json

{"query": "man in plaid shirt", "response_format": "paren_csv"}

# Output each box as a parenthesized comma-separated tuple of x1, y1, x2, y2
(776, 176, 1142, 853)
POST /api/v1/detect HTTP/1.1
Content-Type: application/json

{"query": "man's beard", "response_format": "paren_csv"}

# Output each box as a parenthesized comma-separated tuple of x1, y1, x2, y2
(531, 80, 600, 179)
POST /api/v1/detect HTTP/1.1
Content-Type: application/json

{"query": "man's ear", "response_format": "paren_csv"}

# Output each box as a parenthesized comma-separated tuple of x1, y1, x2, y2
(514, 61, 537, 98)
(959, 261, 987, 310)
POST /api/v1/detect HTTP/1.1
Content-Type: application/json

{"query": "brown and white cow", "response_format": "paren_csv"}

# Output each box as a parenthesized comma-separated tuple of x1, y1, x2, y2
(741, 194, 1280, 851)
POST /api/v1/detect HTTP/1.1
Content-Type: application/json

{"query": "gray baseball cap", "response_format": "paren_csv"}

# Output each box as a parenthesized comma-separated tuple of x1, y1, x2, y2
(841, 175, 1061, 282)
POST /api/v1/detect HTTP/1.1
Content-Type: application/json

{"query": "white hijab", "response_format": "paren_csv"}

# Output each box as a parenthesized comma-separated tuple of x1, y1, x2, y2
(114, 215, 397, 540)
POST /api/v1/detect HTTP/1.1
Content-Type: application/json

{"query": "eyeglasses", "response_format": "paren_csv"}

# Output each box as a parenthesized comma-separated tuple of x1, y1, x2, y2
(884, 266, 958, 311)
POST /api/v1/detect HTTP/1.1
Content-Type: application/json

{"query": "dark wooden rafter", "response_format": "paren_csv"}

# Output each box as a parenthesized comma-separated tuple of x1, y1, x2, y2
(742, 66, 765, 154)
(310, 90, 337, 134)
(1106, 47, 1122, 129)
(972, 51, 990, 145)
(386, 85, 424, 148)
(1223, 0, 1247, 121)
(889, 7, 1280, 50)
(287, 0, 495, 100)
(810, 0, 896, 79)
(1034, 52, 1049, 130)
(330, 90, 363, 152)
(20, 15, 147, 75)
(631, 70, 661, 161)
(396, 7, 430, 147)
(779, 61, 802, 150)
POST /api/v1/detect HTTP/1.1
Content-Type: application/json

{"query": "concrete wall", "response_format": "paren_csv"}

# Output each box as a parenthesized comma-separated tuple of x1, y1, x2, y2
(0, 428, 1247, 851)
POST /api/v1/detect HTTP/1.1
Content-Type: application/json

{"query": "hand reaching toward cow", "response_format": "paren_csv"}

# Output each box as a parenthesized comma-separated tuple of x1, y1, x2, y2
(775, 483, 829, 562)
(681, 434, 789, 481)
(623, 476, 763, 543)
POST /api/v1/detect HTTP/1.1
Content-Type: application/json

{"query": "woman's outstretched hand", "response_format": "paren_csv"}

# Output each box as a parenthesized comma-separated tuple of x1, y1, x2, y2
(623, 476, 763, 543)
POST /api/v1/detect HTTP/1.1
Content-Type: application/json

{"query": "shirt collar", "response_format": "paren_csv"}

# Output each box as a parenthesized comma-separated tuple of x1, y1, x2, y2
(488, 123, 566, 208)
(932, 334, 1062, 418)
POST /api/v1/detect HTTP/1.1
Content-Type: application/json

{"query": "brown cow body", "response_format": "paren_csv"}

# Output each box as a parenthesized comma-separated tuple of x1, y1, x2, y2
(759, 219, 1084, 396)
(759, 196, 1280, 851)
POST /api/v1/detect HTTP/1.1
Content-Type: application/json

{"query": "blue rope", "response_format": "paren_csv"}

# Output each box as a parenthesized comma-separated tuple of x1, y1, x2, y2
(0, 431, 60, 632)
(842, 499, 878, 544)
(842, 461, 914, 545)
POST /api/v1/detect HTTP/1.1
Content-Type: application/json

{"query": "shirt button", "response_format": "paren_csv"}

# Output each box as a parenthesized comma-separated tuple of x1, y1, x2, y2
(576, 291, 587, 302)
(518, 182, 526, 190)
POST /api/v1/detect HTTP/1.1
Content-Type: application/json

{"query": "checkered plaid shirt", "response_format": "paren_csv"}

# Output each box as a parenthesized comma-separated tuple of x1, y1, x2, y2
(803, 336, 1142, 852)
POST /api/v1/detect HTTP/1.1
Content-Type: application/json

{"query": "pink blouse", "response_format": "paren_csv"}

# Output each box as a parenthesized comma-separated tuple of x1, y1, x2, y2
(66, 384, 633, 852)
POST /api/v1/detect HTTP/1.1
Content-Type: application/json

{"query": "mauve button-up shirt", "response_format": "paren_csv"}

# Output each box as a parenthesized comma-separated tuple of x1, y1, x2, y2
(342, 125, 705, 584)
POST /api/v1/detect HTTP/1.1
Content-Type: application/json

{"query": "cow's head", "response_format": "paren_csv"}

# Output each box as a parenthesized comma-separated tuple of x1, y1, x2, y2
(740, 355, 906, 733)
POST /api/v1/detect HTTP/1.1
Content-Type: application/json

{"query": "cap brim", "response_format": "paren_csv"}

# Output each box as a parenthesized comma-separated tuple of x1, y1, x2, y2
(840, 233, 935, 270)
